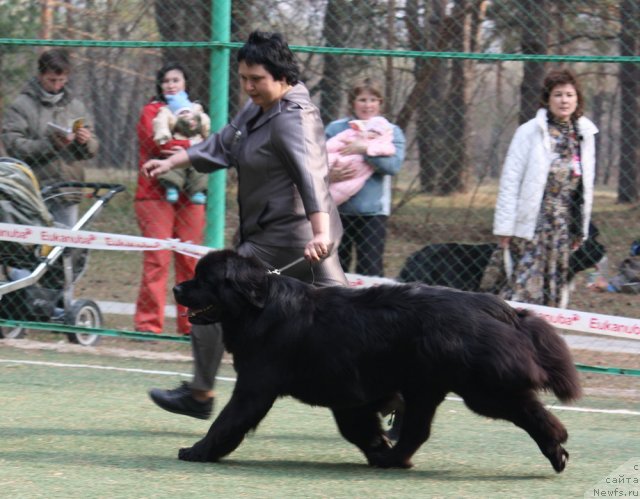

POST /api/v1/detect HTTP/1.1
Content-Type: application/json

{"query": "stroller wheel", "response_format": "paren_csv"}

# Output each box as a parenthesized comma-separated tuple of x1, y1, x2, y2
(0, 326, 26, 339)
(65, 299, 102, 347)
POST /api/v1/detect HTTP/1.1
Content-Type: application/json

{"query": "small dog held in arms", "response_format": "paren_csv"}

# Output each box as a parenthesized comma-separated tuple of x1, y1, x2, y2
(173, 250, 582, 472)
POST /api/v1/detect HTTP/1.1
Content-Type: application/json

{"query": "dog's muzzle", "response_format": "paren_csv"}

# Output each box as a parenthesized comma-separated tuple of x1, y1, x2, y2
(174, 283, 223, 324)
(188, 304, 216, 318)
(187, 303, 223, 324)
(173, 283, 187, 303)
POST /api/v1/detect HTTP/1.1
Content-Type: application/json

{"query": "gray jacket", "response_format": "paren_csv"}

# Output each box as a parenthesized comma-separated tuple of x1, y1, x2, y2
(1, 77, 98, 192)
(188, 83, 342, 248)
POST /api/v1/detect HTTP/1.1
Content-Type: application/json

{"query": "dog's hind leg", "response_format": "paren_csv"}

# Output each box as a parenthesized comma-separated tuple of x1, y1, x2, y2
(366, 390, 446, 469)
(331, 404, 391, 460)
(461, 389, 569, 473)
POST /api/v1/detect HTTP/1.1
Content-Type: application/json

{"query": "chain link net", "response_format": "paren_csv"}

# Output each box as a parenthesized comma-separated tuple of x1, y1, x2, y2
(0, 0, 639, 338)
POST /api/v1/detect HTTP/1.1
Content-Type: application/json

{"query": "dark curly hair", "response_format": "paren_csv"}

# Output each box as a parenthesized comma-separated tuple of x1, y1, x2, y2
(154, 62, 190, 103)
(541, 68, 585, 120)
(237, 31, 299, 85)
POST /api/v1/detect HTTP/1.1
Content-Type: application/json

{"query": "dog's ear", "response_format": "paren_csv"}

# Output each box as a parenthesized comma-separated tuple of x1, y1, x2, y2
(225, 254, 268, 308)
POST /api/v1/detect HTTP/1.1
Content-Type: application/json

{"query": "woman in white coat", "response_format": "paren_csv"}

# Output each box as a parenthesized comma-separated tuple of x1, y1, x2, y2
(493, 68, 598, 306)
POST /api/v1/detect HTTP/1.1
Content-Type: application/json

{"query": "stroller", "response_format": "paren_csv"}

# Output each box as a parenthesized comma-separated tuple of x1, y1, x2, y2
(0, 158, 125, 346)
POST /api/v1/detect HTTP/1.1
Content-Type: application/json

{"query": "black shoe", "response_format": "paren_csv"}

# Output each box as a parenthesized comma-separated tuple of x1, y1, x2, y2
(148, 382, 213, 420)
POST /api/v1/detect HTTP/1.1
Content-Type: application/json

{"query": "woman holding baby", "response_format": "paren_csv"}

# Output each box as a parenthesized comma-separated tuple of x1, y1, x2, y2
(325, 79, 406, 277)
(133, 62, 207, 335)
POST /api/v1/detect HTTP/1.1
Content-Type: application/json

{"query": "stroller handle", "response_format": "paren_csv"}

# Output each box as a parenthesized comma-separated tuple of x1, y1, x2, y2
(41, 181, 126, 203)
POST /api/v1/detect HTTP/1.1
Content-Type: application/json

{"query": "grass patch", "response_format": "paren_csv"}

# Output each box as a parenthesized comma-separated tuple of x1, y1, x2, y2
(0, 346, 638, 498)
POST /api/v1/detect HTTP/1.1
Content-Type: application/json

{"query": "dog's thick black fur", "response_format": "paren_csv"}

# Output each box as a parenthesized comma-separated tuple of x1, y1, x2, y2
(398, 223, 605, 290)
(173, 250, 582, 472)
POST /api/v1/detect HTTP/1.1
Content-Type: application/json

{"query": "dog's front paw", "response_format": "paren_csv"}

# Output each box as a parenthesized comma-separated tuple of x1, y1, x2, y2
(548, 446, 569, 473)
(366, 449, 413, 469)
(370, 434, 393, 453)
(178, 442, 219, 463)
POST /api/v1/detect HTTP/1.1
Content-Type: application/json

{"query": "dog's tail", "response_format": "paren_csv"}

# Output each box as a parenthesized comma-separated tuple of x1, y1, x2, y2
(517, 309, 582, 402)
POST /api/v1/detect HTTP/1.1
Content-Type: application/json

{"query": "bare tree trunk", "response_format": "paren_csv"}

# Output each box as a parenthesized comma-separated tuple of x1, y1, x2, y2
(604, 82, 620, 186)
(319, 0, 350, 125)
(470, 0, 488, 53)
(63, 0, 73, 37)
(518, 0, 548, 124)
(439, 0, 468, 194)
(229, 1, 252, 118)
(405, 0, 446, 192)
(82, 1, 103, 165)
(396, 5, 454, 131)
(405, 0, 470, 194)
(486, 61, 505, 179)
(154, 0, 211, 106)
(592, 89, 604, 184)
(618, 0, 639, 203)
(385, 0, 396, 111)
(78, 0, 156, 168)
(119, 70, 146, 171)
(40, 0, 54, 40)
(592, 69, 612, 186)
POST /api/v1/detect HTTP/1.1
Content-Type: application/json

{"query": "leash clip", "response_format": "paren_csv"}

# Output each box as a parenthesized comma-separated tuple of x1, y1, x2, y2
(267, 256, 306, 276)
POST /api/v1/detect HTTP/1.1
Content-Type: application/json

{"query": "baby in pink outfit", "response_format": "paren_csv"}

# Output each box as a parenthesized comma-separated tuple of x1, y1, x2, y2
(326, 116, 396, 205)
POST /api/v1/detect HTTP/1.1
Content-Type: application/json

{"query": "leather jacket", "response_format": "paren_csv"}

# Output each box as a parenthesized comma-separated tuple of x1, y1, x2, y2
(188, 83, 342, 248)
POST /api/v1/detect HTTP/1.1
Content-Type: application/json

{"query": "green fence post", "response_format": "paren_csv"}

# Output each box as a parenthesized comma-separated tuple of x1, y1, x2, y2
(204, 0, 230, 248)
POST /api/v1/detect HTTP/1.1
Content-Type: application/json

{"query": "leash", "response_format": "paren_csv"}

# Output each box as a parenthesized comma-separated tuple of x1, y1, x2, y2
(267, 256, 307, 275)
(266, 244, 333, 280)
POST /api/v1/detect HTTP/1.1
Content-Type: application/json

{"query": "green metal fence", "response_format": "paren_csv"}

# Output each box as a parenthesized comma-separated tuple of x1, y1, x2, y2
(0, 0, 639, 342)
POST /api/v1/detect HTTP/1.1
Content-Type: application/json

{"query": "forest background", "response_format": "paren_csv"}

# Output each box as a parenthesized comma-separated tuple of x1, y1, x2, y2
(0, 0, 639, 325)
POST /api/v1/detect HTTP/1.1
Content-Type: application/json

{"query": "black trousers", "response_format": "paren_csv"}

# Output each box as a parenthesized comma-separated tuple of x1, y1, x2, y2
(338, 214, 388, 277)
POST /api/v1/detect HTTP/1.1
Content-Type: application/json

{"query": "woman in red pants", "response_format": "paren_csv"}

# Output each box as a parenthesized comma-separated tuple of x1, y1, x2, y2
(134, 62, 206, 335)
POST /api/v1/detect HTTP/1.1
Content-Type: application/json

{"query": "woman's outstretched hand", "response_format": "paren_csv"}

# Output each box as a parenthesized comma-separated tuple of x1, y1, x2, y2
(141, 158, 172, 178)
(142, 147, 189, 178)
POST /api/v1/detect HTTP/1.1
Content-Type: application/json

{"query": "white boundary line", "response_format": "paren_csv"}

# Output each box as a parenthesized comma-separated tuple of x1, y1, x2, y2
(1, 359, 638, 416)
(0, 358, 236, 382)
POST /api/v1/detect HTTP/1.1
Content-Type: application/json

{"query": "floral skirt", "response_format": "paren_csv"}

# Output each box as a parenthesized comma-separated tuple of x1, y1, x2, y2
(485, 166, 580, 306)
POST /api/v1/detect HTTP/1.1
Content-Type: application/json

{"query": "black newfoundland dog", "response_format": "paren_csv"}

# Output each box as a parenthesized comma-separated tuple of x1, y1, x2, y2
(398, 223, 606, 291)
(173, 250, 581, 472)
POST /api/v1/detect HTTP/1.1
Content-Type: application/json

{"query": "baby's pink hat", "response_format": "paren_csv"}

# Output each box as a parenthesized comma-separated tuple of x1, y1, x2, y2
(365, 116, 392, 134)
